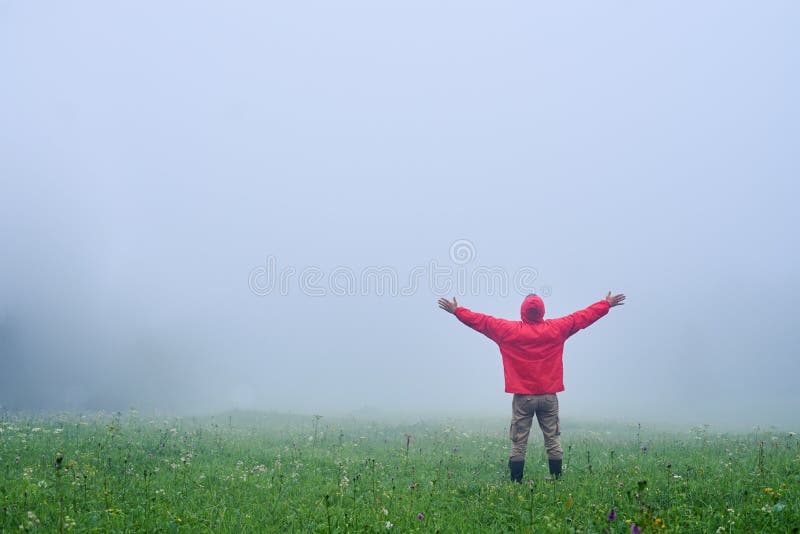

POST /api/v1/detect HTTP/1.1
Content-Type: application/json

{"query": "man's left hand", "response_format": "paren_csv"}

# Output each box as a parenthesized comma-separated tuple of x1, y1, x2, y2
(438, 297, 459, 314)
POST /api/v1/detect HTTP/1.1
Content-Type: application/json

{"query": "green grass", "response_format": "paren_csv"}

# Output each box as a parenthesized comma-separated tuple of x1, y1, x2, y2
(1, 411, 798, 532)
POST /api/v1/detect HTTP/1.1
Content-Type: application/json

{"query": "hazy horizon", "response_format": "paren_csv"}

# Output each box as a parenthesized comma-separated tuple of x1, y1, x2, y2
(2, 2, 798, 430)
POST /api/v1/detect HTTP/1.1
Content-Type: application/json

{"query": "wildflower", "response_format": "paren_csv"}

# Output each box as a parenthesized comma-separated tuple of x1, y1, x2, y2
(673, 474, 681, 479)
(545, 476, 553, 482)
(409, 482, 417, 489)
(417, 513, 424, 520)
(608, 509, 617, 521)
(382, 508, 388, 516)
(453, 447, 458, 453)
(385, 521, 392, 529)
(630, 524, 641, 534)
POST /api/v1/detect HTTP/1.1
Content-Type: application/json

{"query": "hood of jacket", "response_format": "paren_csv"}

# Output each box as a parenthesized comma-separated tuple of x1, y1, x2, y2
(520, 294, 545, 324)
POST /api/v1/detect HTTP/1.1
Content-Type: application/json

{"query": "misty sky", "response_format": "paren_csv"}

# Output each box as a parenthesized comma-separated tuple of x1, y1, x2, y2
(1, 1, 798, 429)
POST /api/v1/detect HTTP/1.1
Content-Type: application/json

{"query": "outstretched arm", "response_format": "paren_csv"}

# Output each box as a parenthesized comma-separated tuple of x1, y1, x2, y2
(438, 297, 514, 342)
(554, 291, 625, 338)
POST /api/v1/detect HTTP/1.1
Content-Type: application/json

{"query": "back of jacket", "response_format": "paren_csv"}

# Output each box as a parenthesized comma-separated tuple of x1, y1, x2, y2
(454, 295, 610, 394)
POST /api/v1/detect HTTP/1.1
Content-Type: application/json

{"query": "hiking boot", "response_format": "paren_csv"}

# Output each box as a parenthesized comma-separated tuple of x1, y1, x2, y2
(548, 458, 562, 479)
(508, 459, 524, 483)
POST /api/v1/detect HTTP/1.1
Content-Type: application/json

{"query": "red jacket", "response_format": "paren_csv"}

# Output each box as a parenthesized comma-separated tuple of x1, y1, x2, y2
(455, 295, 610, 394)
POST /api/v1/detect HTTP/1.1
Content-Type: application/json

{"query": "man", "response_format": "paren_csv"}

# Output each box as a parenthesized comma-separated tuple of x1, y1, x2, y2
(437, 291, 625, 482)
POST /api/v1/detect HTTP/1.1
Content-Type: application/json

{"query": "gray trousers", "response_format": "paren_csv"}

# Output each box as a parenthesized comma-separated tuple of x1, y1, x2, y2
(509, 393, 563, 461)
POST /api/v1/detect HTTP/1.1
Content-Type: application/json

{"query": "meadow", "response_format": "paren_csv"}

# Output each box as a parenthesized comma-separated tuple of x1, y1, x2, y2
(0, 410, 797, 533)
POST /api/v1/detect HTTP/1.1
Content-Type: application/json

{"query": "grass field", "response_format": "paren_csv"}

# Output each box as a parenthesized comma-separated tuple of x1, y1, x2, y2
(1, 410, 797, 533)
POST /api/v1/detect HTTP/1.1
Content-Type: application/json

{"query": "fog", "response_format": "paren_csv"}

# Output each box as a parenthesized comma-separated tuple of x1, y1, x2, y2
(1, 1, 798, 430)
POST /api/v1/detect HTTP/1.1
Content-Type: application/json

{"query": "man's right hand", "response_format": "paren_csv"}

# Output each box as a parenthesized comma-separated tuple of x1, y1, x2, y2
(438, 297, 459, 314)
(605, 292, 625, 308)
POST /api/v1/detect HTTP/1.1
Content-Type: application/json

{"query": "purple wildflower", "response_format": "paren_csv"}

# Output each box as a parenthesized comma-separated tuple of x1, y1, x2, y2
(453, 447, 458, 453)
(630, 523, 640, 534)
(417, 513, 424, 520)
(607, 509, 616, 521)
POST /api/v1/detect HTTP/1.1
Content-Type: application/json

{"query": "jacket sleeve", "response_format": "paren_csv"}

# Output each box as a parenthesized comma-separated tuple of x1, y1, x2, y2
(454, 307, 515, 343)
(552, 300, 611, 339)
